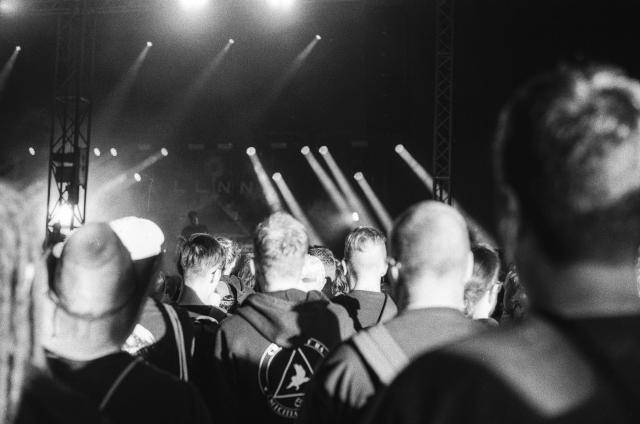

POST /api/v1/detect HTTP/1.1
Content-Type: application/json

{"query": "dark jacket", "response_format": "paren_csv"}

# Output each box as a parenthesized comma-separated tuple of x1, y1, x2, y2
(365, 313, 640, 424)
(332, 290, 398, 330)
(212, 288, 355, 424)
(44, 351, 211, 424)
(299, 308, 484, 424)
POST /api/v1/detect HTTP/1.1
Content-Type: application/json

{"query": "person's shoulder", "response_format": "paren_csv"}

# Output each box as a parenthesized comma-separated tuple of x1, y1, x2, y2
(409, 316, 596, 417)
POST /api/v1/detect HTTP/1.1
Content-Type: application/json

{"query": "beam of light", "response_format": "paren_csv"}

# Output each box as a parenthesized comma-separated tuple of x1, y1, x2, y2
(169, 40, 233, 127)
(263, 36, 320, 106)
(394, 144, 497, 247)
(247, 149, 282, 213)
(92, 151, 165, 200)
(354, 172, 393, 233)
(95, 43, 152, 133)
(272, 172, 323, 245)
(318, 147, 375, 226)
(301, 147, 352, 219)
(0, 47, 20, 99)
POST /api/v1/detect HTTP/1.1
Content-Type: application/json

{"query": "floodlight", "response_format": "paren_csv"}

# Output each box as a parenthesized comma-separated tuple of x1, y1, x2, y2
(395, 144, 405, 153)
(246, 147, 256, 156)
(15, 46, 21, 52)
(354, 172, 363, 181)
(28, 147, 35, 156)
(315, 35, 322, 40)
(351, 212, 360, 222)
(318, 146, 328, 155)
(301, 146, 310, 155)
(110, 148, 118, 157)
(229, 39, 235, 44)
(93, 148, 101, 157)
(272, 172, 282, 181)
(134, 173, 142, 182)
(147, 41, 153, 47)
(160, 147, 168, 156)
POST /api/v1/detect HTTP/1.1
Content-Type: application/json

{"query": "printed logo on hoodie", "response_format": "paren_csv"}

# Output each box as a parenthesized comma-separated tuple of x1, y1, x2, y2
(258, 338, 328, 419)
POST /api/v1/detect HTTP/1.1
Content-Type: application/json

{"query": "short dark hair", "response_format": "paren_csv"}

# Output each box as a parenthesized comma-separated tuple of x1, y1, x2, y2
(464, 245, 500, 316)
(308, 246, 337, 281)
(215, 236, 241, 272)
(496, 66, 640, 264)
(344, 226, 386, 263)
(179, 233, 224, 279)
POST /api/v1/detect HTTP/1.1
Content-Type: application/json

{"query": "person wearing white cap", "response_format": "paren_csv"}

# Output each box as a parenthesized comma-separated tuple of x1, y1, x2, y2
(42, 218, 212, 424)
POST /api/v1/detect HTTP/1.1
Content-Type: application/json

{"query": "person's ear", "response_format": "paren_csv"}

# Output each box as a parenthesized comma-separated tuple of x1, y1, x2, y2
(387, 262, 400, 285)
(341, 260, 348, 276)
(464, 251, 474, 282)
(211, 268, 222, 286)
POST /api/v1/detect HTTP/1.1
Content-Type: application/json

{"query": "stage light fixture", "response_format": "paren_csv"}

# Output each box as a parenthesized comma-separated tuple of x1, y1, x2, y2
(93, 148, 101, 157)
(160, 147, 168, 156)
(352, 212, 360, 222)
(354, 172, 363, 181)
(246, 147, 256, 156)
(272, 172, 282, 182)
(146, 41, 153, 47)
(301, 146, 310, 155)
(15, 46, 21, 52)
(319, 146, 328, 155)
(315, 35, 322, 40)
(134, 173, 142, 182)
(28, 147, 35, 156)
(110, 148, 118, 157)
(229, 39, 235, 45)
(395, 144, 405, 153)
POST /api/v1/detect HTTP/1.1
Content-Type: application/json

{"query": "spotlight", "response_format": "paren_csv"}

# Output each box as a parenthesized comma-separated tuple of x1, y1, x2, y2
(134, 173, 142, 182)
(354, 172, 363, 181)
(178, 0, 208, 10)
(301, 146, 310, 155)
(146, 41, 153, 47)
(93, 147, 101, 157)
(15, 46, 21, 52)
(315, 35, 322, 40)
(28, 147, 35, 156)
(351, 212, 360, 222)
(0, 1, 17, 14)
(267, 0, 294, 11)
(160, 147, 168, 156)
(272, 172, 282, 182)
(110, 148, 118, 157)
(229, 39, 235, 45)
(395, 144, 405, 154)
(246, 147, 256, 156)
(319, 146, 328, 155)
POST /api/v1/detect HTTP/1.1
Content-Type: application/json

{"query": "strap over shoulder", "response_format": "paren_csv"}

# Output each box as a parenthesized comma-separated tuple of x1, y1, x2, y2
(351, 324, 409, 385)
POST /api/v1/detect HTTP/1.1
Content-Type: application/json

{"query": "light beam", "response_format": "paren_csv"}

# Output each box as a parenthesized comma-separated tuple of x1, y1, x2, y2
(0, 47, 20, 99)
(247, 149, 282, 212)
(272, 172, 323, 245)
(301, 148, 352, 220)
(354, 171, 393, 233)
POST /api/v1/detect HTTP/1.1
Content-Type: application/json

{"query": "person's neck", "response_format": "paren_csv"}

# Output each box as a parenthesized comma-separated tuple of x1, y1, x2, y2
(401, 277, 465, 312)
(525, 258, 640, 318)
(44, 336, 122, 362)
(261, 276, 301, 293)
(351, 274, 381, 293)
(185, 277, 216, 304)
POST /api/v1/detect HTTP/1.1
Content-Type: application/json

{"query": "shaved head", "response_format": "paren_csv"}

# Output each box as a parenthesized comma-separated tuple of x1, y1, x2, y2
(390, 201, 470, 283)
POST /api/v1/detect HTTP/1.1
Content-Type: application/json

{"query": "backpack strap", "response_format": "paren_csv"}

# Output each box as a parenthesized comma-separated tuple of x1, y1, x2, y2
(351, 324, 409, 385)
(161, 303, 189, 381)
(99, 357, 142, 412)
(375, 294, 390, 325)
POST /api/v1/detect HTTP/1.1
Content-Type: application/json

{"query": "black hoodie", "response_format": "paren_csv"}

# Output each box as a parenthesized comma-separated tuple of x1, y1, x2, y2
(212, 288, 355, 424)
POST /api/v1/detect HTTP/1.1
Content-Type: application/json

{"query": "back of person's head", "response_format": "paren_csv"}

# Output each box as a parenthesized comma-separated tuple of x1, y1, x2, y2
(497, 66, 640, 265)
(232, 250, 256, 291)
(389, 201, 472, 308)
(308, 246, 337, 282)
(501, 267, 528, 322)
(254, 212, 309, 290)
(215, 236, 241, 274)
(300, 254, 326, 292)
(179, 233, 224, 284)
(0, 182, 43, 423)
(343, 226, 388, 289)
(464, 245, 501, 318)
(49, 218, 164, 357)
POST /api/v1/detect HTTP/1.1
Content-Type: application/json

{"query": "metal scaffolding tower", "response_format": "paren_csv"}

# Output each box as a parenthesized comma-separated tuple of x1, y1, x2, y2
(432, 0, 454, 205)
(45, 1, 94, 236)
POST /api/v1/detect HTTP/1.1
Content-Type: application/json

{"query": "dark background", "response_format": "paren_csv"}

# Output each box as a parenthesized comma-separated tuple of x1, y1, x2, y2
(1, 0, 640, 263)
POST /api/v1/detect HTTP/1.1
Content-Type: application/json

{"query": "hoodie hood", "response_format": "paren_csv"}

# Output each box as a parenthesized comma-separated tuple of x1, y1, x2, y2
(237, 289, 336, 348)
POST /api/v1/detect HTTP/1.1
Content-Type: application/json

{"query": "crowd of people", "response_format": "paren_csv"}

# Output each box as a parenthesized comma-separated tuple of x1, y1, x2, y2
(2, 64, 640, 424)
